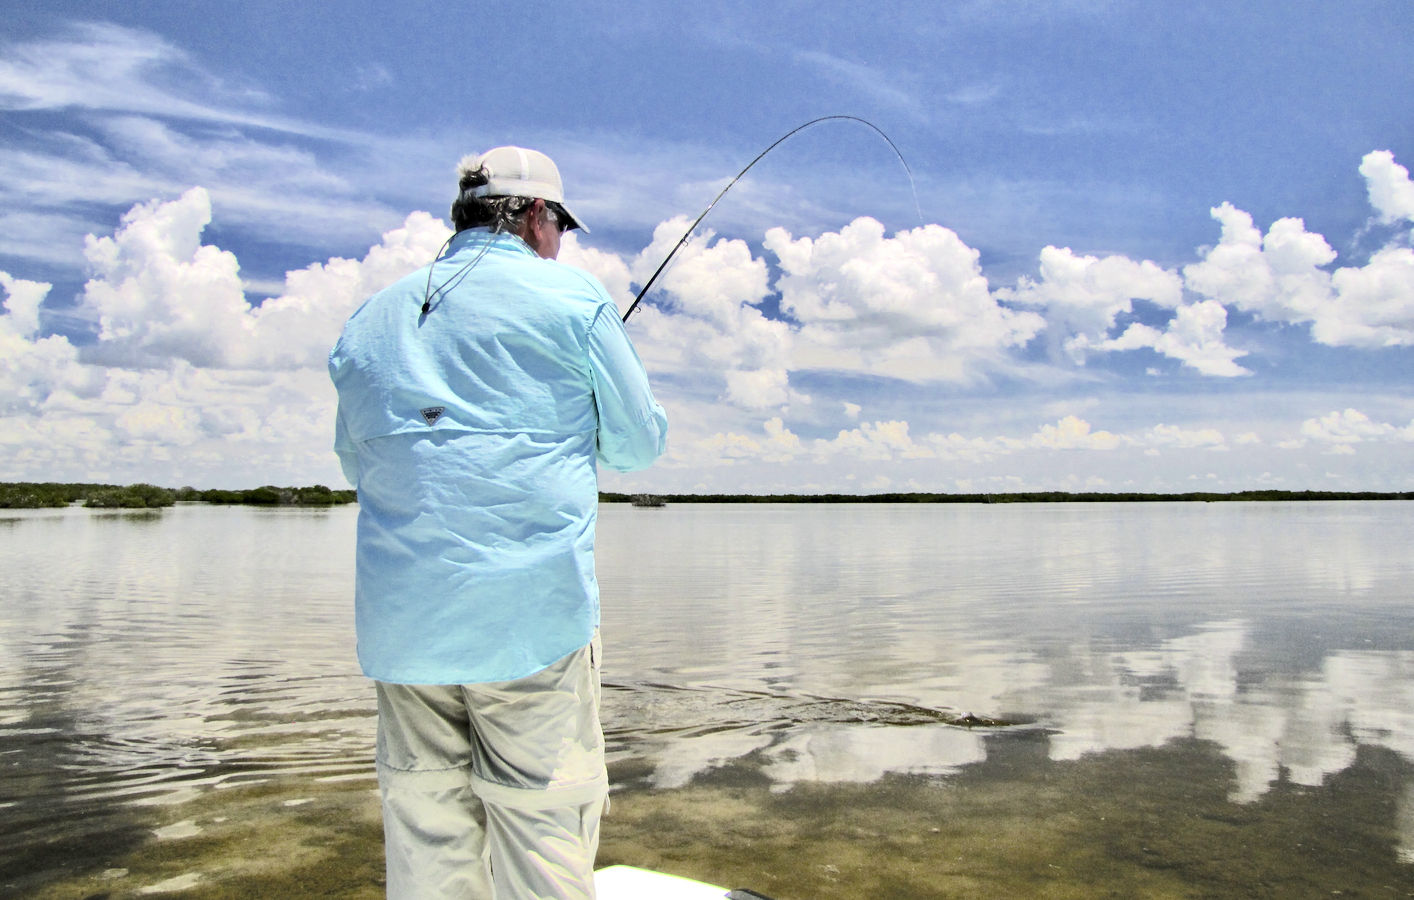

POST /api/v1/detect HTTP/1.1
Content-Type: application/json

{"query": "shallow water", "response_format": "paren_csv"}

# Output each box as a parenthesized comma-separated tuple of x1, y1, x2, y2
(2, 501, 1413, 898)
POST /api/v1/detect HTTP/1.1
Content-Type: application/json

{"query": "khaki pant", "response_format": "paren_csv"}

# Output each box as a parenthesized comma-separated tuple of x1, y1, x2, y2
(376, 634, 606, 900)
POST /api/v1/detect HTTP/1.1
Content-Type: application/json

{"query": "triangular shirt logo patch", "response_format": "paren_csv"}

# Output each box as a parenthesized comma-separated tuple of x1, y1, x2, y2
(420, 406, 445, 426)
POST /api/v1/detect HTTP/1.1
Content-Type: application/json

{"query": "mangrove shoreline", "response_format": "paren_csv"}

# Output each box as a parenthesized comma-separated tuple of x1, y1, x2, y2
(4, 482, 1410, 511)
(0, 482, 357, 510)
(602, 489, 1414, 504)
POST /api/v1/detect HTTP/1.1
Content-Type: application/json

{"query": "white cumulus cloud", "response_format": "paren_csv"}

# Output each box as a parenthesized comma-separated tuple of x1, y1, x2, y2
(1001, 245, 1183, 364)
(77, 187, 448, 370)
(1141, 423, 1227, 450)
(696, 416, 804, 464)
(0, 273, 49, 338)
(1, 274, 93, 420)
(1183, 203, 1337, 328)
(1324, 246, 1414, 347)
(686, 414, 1241, 468)
(3, 143, 1412, 492)
(766, 217, 1046, 381)
(1359, 150, 1414, 225)
(0, 188, 448, 486)
(558, 231, 635, 312)
(1096, 300, 1250, 377)
(1026, 415, 1122, 450)
(1275, 408, 1414, 453)
(996, 151, 1414, 371)
(1184, 174, 1414, 349)
(627, 217, 798, 409)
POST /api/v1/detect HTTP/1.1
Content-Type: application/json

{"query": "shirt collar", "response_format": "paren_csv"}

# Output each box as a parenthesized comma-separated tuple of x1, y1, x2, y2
(450, 227, 536, 258)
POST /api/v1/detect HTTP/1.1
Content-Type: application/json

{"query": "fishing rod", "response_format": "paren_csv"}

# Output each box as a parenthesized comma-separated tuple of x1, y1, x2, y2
(621, 115, 922, 323)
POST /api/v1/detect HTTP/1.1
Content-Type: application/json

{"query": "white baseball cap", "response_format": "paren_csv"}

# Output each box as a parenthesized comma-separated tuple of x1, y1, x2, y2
(463, 146, 589, 232)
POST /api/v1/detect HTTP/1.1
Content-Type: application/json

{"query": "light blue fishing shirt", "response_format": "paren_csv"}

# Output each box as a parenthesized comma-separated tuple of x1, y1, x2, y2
(328, 229, 667, 685)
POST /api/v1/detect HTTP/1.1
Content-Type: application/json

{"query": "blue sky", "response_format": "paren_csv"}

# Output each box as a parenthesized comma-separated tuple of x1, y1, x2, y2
(1, 2, 1412, 492)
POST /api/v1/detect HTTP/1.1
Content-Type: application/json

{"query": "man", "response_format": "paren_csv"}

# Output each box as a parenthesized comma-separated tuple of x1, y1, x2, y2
(329, 146, 667, 899)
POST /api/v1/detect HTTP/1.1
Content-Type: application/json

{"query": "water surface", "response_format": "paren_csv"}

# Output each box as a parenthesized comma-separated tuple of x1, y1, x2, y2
(2, 501, 1412, 898)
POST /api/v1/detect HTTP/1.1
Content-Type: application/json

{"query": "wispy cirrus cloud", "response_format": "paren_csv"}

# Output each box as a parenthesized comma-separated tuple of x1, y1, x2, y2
(0, 23, 414, 275)
(789, 49, 928, 119)
(0, 22, 359, 140)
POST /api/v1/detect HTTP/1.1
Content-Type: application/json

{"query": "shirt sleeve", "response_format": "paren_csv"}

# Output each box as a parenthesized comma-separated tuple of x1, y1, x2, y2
(333, 403, 360, 488)
(587, 303, 668, 473)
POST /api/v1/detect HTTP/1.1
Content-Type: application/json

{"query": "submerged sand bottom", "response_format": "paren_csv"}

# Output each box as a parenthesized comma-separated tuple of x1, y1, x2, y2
(10, 774, 386, 900)
(603, 733, 1414, 899)
(14, 733, 1414, 900)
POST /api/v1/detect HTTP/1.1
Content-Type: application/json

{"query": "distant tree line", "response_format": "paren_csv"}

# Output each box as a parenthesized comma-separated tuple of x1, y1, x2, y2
(0, 482, 357, 509)
(600, 490, 1414, 504)
(5, 484, 1408, 511)
(176, 485, 357, 506)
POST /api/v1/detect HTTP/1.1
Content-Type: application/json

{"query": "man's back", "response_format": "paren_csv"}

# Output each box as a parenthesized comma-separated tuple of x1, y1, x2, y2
(329, 228, 666, 685)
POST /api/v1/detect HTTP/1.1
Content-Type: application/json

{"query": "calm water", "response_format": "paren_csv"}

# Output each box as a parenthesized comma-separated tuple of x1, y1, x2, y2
(2, 501, 1413, 898)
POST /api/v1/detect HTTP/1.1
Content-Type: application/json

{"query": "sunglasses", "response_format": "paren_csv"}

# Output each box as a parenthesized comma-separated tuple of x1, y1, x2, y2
(545, 202, 575, 233)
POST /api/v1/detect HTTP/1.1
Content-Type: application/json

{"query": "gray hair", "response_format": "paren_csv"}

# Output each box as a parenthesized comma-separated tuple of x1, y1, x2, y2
(449, 158, 539, 233)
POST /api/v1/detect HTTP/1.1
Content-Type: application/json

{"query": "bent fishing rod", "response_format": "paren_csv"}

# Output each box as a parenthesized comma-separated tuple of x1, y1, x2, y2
(621, 115, 922, 323)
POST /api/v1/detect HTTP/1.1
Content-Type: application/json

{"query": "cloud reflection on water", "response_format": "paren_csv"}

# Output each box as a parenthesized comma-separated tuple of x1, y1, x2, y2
(761, 723, 986, 788)
(4, 502, 1414, 879)
(596, 503, 1414, 862)
(633, 618, 1412, 798)
(627, 615, 1414, 859)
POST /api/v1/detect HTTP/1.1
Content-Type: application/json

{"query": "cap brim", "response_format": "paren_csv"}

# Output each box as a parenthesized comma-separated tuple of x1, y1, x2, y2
(558, 203, 589, 234)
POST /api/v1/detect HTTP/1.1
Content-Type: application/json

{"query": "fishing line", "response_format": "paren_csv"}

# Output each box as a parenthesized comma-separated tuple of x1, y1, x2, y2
(621, 115, 923, 323)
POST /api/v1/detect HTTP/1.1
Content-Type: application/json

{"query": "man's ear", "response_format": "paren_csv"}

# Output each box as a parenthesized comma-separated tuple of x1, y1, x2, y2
(514, 199, 544, 241)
